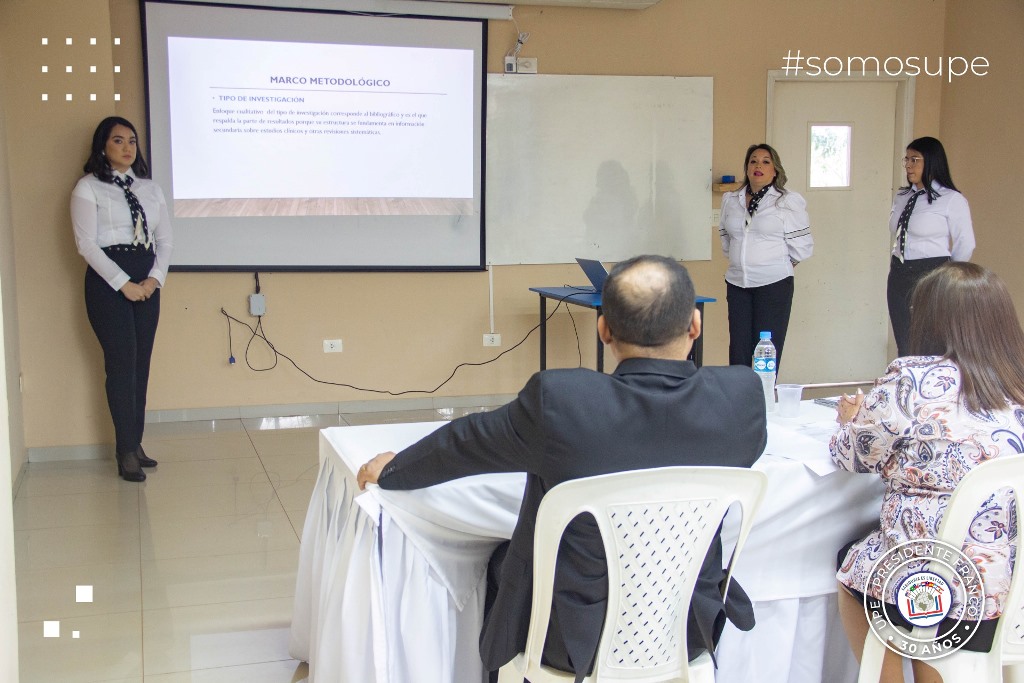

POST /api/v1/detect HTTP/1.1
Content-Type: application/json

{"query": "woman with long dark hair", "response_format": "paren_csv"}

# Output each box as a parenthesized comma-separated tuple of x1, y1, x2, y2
(71, 116, 172, 481)
(887, 136, 975, 356)
(833, 262, 1024, 682)
(719, 143, 813, 370)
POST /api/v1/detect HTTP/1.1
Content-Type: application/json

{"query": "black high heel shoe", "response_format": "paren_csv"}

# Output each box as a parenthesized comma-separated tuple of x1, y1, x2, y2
(116, 449, 146, 482)
(137, 445, 158, 468)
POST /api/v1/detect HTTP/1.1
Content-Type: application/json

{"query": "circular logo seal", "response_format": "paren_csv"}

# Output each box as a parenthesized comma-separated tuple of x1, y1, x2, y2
(895, 571, 952, 627)
(862, 539, 985, 660)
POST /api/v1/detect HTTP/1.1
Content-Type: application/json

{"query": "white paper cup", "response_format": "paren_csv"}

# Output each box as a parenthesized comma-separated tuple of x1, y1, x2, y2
(776, 384, 803, 418)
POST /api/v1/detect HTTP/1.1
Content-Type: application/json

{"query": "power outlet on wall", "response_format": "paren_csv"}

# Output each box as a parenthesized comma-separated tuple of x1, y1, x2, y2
(323, 339, 343, 353)
(516, 57, 538, 74)
(483, 333, 502, 347)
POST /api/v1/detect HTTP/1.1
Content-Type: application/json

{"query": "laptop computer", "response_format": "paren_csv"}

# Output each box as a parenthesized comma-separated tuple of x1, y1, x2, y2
(575, 258, 609, 293)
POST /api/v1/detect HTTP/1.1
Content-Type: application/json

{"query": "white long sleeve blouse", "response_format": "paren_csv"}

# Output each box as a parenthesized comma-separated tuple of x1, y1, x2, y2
(888, 181, 974, 261)
(70, 170, 173, 291)
(719, 186, 813, 289)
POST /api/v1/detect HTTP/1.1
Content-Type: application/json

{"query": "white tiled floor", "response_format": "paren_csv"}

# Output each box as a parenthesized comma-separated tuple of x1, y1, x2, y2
(13, 404, 499, 682)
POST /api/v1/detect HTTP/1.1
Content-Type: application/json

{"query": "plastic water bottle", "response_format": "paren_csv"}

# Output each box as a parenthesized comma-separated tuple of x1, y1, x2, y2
(753, 331, 777, 412)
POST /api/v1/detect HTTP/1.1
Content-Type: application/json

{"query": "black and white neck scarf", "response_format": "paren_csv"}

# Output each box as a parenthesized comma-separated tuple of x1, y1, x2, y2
(112, 175, 152, 250)
(745, 184, 772, 224)
(893, 188, 927, 261)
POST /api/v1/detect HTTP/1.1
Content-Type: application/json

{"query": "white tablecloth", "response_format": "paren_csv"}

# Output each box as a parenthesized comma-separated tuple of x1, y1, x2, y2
(715, 403, 883, 682)
(289, 403, 884, 683)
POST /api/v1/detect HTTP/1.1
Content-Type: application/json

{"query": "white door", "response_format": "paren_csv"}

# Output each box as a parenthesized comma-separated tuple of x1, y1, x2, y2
(769, 78, 907, 384)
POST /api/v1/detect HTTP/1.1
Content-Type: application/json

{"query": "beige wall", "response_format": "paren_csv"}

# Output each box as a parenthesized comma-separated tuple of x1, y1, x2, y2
(2, 0, 1020, 453)
(0, 14, 27, 486)
(941, 0, 1024, 303)
(0, 0, 125, 456)
(0, 27, 25, 682)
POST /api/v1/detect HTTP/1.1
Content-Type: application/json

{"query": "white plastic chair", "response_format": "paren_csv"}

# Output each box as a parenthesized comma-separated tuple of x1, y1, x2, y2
(497, 466, 768, 683)
(1003, 602, 1024, 683)
(857, 454, 1024, 683)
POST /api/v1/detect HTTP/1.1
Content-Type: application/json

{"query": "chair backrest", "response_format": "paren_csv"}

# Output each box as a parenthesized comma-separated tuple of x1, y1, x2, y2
(857, 454, 1024, 683)
(520, 466, 767, 683)
(925, 453, 1024, 661)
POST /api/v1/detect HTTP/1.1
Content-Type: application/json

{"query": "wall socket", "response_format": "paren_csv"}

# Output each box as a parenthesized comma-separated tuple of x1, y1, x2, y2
(516, 57, 538, 74)
(323, 339, 343, 353)
(483, 333, 502, 347)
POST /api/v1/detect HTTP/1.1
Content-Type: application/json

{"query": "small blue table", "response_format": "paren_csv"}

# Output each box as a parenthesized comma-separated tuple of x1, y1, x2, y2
(529, 286, 715, 372)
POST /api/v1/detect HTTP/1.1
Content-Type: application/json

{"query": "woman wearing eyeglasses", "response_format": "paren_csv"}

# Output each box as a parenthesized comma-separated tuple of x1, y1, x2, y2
(887, 136, 974, 357)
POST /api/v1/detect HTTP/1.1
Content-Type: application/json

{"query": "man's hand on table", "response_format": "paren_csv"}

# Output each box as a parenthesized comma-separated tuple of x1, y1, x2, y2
(358, 451, 396, 490)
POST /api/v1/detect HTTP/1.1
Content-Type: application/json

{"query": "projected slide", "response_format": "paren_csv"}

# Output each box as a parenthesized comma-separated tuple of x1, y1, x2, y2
(144, 0, 485, 270)
(167, 37, 474, 218)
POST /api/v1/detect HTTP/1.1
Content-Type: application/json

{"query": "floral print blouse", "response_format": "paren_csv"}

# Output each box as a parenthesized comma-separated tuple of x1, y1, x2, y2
(832, 356, 1021, 619)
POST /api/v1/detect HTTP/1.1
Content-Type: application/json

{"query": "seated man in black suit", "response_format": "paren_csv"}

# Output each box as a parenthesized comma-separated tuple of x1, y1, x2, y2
(358, 254, 767, 682)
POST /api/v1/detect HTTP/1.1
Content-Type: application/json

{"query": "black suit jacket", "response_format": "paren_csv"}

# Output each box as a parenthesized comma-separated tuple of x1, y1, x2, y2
(379, 357, 767, 681)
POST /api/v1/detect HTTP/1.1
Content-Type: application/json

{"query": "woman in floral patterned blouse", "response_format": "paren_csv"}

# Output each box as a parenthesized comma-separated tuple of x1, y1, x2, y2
(832, 262, 1024, 683)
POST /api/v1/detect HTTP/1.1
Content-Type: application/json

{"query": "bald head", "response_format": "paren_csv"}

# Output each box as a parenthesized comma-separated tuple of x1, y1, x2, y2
(601, 255, 696, 348)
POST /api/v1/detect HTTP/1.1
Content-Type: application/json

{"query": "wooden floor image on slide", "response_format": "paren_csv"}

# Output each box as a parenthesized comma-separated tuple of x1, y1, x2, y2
(173, 197, 475, 217)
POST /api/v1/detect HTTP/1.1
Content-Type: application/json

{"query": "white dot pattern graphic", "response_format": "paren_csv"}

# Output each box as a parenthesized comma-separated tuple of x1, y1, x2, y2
(38, 35, 126, 101)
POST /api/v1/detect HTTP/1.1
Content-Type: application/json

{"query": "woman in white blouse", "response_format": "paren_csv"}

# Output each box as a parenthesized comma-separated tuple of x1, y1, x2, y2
(887, 136, 975, 357)
(71, 117, 172, 482)
(833, 262, 1024, 682)
(719, 144, 813, 369)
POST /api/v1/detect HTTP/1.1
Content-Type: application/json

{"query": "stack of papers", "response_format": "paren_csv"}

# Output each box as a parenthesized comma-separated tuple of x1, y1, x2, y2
(763, 401, 841, 475)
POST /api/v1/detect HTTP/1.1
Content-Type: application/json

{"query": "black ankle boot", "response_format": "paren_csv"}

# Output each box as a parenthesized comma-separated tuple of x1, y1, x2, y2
(116, 449, 146, 482)
(137, 445, 158, 468)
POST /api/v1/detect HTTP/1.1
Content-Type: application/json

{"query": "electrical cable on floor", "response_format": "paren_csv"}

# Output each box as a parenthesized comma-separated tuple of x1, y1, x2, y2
(219, 289, 595, 395)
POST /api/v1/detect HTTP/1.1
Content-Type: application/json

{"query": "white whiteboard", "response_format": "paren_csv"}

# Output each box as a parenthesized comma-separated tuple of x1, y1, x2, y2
(485, 74, 713, 265)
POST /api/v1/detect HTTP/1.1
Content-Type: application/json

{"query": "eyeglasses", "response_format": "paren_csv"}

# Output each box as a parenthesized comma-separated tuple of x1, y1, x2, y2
(902, 156, 923, 166)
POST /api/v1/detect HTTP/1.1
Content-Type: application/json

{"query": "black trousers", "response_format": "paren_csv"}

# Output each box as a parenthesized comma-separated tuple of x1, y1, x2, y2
(726, 277, 794, 372)
(484, 537, 720, 683)
(886, 255, 949, 357)
(84, 247, 159, 454)
(485, 541, 576, 682)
